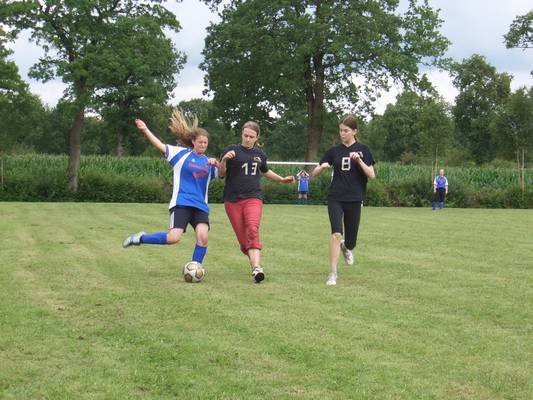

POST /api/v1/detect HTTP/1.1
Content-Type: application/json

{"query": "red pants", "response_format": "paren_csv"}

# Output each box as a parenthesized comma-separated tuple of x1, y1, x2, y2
(224, 198, 263, 254)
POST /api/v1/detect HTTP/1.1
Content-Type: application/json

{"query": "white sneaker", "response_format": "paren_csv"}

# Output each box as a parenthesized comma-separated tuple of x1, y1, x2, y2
(340, 240, 354, 265)
(122, 232, 145, 248)
(326, 273, 337, 286)
(252, 266, 265, 283)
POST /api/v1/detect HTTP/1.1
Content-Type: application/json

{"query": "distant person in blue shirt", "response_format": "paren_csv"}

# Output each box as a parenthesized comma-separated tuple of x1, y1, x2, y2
(433, 168, 448, 210)
(122, 110, 218, 268)
(296, 170, 310, 204)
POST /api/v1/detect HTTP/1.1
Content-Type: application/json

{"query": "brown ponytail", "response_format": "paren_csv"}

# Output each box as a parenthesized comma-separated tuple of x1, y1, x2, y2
(169, 109, 209, 148)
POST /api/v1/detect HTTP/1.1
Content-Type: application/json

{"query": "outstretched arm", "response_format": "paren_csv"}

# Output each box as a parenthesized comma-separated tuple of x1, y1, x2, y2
(263, 169, 294, 183)
(311, 162, 330, 178)
(134, 119, 165, 154)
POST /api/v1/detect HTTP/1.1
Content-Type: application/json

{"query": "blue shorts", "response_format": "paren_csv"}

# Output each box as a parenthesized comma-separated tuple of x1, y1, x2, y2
(169, 206, 209, 232)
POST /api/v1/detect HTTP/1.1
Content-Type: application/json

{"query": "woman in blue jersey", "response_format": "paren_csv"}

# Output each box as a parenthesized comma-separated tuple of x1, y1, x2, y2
(432, 168, 448, 210)
(122, 110, 218, 268)
(312, 114, 375, 285)
(296, 170, 310, 205)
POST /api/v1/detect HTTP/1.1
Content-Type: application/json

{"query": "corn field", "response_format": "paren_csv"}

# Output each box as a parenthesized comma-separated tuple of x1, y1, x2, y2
(2, 154, 530, 190)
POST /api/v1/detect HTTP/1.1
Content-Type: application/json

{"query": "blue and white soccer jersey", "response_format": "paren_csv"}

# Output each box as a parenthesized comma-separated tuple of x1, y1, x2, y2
(434, 175, 448, 189)
(165, 145, 217, 213)
(298, 176, 309, 193)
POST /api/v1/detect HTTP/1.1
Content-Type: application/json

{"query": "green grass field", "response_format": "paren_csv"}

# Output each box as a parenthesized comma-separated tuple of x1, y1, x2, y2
(1, 203, 532, 399)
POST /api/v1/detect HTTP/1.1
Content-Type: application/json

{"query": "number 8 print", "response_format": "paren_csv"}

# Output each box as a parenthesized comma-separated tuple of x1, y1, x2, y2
(341, 157, 351, 171)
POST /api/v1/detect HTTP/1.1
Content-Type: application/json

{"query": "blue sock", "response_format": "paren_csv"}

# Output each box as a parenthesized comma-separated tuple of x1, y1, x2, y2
(140, 232, 168, 245)
(440, 202, 444, 209)
(432, 202, 436, 210)
(192, 244, 207, 263)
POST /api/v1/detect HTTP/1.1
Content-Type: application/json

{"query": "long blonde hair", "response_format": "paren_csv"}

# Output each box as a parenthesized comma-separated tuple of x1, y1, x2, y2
(169, 108, 209, 148)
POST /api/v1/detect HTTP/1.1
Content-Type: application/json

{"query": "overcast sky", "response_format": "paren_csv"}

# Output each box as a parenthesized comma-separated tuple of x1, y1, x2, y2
(8, 0, 533, 114)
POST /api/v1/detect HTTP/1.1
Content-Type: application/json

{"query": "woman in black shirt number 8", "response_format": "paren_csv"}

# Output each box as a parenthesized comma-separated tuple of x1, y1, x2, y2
(311, 115, 375, 286)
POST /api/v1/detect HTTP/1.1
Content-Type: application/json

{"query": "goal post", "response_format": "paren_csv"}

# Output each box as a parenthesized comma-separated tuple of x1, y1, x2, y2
(268, 161, 319, 166)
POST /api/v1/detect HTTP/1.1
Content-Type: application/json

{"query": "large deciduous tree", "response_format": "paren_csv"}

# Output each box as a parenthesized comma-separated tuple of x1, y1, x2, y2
(365, 90, 453, 162)
(452, 55, 511, 165)
(2, 1, 184, 191)
(0, 29, 27, 101)
(201, 0, 450, 162)
(0, 29, 47, 153)
(504, 10, 533, 49)
(491, 87, 533, 191)
(92, 16, 185, 156)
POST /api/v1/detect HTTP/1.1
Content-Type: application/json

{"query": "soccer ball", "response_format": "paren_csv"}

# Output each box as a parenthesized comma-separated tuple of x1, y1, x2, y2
(182, 261, 205, 283)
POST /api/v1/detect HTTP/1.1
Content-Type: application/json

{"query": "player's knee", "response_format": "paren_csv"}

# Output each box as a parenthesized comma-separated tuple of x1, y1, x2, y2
(332, 232, 342, 242)
(197, 235, 208, 247)
(167, 231, 181, 244)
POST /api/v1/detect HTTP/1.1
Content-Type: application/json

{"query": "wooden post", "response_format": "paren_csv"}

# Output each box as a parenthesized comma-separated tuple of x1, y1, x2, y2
(0, 156, 3, 189)
(521, 148, 525, 193)
(432, 145, 438, 187)
(516, 150, 519, 189)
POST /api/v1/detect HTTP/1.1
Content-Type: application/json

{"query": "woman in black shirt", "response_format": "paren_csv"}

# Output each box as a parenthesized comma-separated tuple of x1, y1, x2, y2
(312, 115, 375, 285)
(218, 121, 294, 283)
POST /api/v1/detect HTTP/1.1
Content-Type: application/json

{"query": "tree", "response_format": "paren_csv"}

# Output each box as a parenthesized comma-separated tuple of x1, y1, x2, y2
(0, 29, 47, 153)
(452, 55, 511, 164)
(0, 29, 27, 101)
(366, 90, 453, 162)
(415, 95, 454, 163)
(92, 17, 185, 156)
(362, 114, 388, 162)
(504, 10, 533, 49)
(201, 0, 450, 162)
(2, 1, 183, 191)
(491, 87, 533, 191)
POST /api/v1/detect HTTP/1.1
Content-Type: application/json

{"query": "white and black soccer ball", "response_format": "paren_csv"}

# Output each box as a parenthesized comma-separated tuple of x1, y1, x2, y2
(182, 261, 206, 283)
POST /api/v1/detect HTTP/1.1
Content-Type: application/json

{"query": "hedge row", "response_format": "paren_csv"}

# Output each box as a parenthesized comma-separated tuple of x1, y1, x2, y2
(1, 169, 532, 208)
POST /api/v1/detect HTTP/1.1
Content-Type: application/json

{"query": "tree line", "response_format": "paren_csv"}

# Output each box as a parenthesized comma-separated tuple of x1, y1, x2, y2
(1, 2, 531, 192)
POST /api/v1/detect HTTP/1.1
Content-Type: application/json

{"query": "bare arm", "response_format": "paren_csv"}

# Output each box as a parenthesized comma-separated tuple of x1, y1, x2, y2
(218, 150, 235, 177)
(311, 162, 330, 178)
(134, 119, 165, 154)
(262, 169, 294, 183)
(350, 152, 375, 179)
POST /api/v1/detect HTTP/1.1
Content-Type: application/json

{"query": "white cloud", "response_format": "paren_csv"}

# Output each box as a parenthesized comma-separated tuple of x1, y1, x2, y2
(30, 81, 67, 106)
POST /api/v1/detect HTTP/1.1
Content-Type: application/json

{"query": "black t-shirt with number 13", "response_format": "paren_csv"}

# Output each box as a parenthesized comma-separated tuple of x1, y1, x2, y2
(320, 142, 375, 202)
(222, 144, 269, 202)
